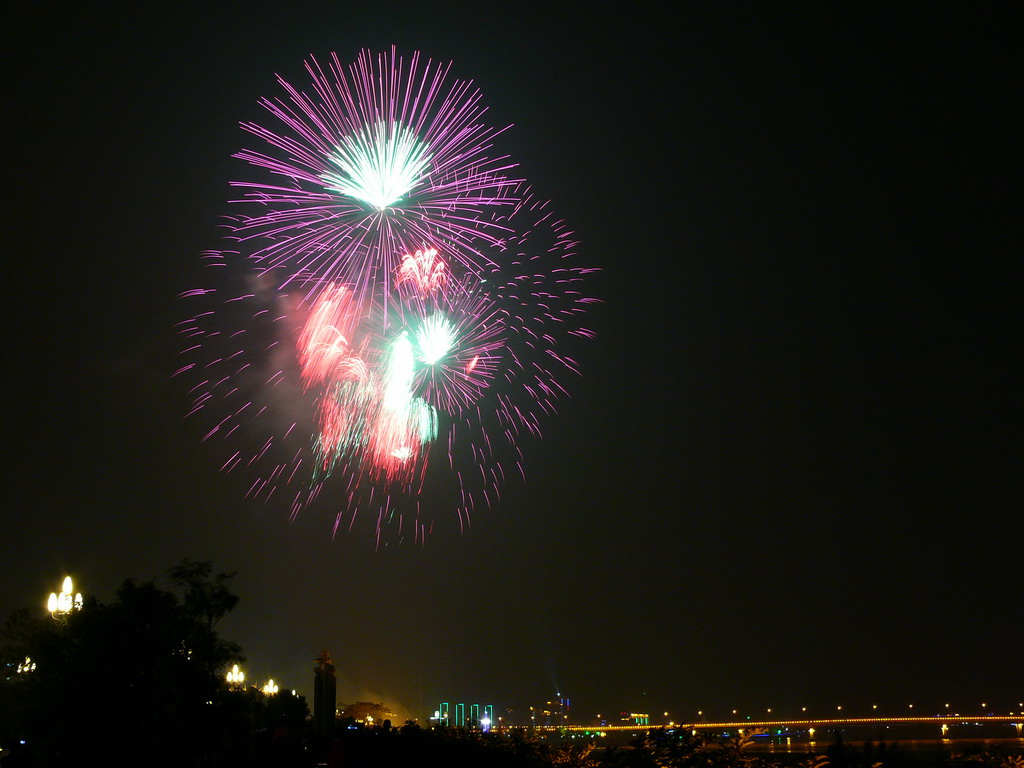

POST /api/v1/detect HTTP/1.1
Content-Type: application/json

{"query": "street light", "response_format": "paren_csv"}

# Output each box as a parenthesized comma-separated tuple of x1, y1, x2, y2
(226, 664, 245, 689)
(262, 678, 279, 695)
(47, 576, 82, 617)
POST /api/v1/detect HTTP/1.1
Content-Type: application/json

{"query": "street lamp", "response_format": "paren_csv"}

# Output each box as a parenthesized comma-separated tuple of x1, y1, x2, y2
(47, 576, 82, 617)
(226, 663, 245, 689)
(262, 678, 279, 695)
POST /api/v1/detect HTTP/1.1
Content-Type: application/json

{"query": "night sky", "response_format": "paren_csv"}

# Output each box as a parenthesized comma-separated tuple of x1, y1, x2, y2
(6, 2, 1020, 723)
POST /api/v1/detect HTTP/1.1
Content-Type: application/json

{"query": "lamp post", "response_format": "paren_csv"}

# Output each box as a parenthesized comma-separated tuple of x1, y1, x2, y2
(226, 663, 245, 689)
(262, 678, 279, 695)
(47, 576, 82, 617)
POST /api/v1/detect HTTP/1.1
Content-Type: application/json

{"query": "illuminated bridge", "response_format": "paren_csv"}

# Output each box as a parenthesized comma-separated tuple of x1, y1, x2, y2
(531, 716, 1024, 738)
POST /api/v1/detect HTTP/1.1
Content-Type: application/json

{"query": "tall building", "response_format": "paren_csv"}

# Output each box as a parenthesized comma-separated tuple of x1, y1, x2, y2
(433, 701, 494, 728)
(313, 650, 336, 738)
(530, 692, 570, 726)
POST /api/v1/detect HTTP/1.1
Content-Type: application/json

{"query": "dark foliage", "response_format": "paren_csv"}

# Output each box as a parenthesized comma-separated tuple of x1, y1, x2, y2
(602, 727, 765, 768)
(0, 560, 272, 767)
(317, 721, 597, 768)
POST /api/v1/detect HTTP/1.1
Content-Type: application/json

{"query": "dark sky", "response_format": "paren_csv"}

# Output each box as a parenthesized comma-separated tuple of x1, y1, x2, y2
(6, 2, 1020, 723)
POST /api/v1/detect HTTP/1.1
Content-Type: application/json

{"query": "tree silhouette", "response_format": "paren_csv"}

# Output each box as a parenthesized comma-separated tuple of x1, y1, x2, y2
(1, 560, 246, 767)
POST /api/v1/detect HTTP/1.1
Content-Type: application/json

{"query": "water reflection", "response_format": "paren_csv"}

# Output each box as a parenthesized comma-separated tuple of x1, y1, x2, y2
(743, 737, 1024, 756)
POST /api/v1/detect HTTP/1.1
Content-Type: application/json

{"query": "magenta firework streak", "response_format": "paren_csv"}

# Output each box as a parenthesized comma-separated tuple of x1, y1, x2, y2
(177, 49, 596, 545)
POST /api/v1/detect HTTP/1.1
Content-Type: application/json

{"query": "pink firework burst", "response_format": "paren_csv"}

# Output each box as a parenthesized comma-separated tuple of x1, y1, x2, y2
(230, 47, 522, 301)
(178, 49, 596, 546)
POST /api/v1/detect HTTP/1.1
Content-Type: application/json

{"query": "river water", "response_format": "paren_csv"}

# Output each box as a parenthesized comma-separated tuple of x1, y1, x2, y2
(744, 736, 1024, 757)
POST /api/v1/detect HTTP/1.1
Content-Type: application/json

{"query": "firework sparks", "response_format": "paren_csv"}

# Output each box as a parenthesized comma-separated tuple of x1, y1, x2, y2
(230, 48, 521, 297)
(397, 247, 447, 294)
(320, 120, 432, 210)
(179, 48, 596, 545)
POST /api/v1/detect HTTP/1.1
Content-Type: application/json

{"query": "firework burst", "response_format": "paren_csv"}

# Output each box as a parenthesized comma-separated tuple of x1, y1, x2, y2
(178, 48, 596, 545)
(230, 48, 521, 299)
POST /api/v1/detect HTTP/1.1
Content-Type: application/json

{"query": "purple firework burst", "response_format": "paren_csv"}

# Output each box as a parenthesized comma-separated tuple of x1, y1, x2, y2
(231, 47, 522, 300)
(177, 48, 596, 546)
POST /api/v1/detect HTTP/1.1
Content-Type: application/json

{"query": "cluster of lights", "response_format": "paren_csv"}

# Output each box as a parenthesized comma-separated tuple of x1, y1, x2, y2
(14, 576, 82, 675)
(226, 663, 245, 687)
(226, 663, 293, 697)
(47, 576, 82, 616)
